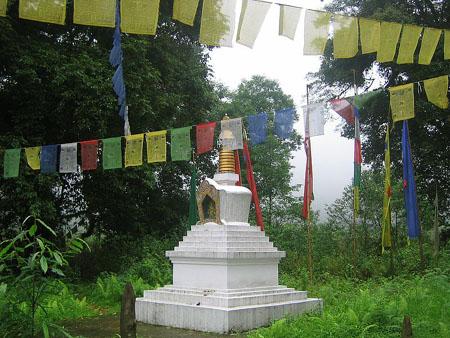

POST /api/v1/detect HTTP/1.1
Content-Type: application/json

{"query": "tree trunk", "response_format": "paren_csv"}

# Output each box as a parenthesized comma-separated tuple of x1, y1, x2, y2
(401, 316, 413, 338)
(120, 282, 136, 338)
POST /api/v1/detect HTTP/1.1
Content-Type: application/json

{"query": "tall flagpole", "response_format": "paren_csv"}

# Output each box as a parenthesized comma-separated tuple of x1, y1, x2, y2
(351, 70, 358, 272)
(306, 84, 313, 284)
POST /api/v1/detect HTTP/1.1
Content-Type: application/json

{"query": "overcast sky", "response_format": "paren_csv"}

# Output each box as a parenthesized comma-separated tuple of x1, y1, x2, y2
(209, 0, 354, 219)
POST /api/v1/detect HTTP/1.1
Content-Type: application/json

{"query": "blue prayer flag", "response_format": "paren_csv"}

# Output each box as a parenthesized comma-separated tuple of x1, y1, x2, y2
(402, 121, 420, 239)
(248, 112, 268, 145)
(40, 145, 59, 174)
(274, 108, 296, 139)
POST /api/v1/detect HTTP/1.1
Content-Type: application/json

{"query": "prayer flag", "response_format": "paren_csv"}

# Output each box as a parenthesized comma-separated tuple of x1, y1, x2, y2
(3, 148, 21, 178)
(359, 18, 380, 54)
(302, 136, 313, 220)
(279, 5, 301, 40)
(171, 127, 192, 161)
(303, 103, 325, 137)
(424, 75, 448, 109)
(125, 134, 144, 167)
(173, 0, 199, 26)
(274, 108, 295, 139)
(234, 150, 241, 186)
(188, 165, 199, 225)
(333, 14, 359, 58)
(353, 106, 362, 217)
(418, 28, 441, 65)
(330, 99, 355, 125)
(146, 130, 167, 163)
(0, 0, 7, 17)
(389, 83, 415, 122)
(396, 24, 423, 64)
(25, 146, 40, 170)
(19, 0, 66, 25)
(40, 145, 58, 174)
(445, 30, 450, 60)
(248, 112, 268, 145)
(121, 0, 160, 35)
(303, 10, 331, 55)
(220, 118, 243, 150)
(377, 22, 402, 63)
(382, 125, 392, 253)
(196, 122, 216, 155)
(402, 121, 420, 239)
(73, 0, 115, 28)
(199, 0, 237, 47)
(102, 137, 122, 170)
(80, 140, 98, 171)
(237, 0, 270, 48)
(59, 143, 78, 173)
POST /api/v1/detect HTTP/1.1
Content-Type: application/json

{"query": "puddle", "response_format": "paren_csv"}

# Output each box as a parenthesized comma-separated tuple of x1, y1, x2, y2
(64, 315, 247, 338)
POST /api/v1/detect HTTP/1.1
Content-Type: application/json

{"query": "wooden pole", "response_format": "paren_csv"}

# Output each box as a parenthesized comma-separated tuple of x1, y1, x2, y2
(351, 69, 358, 273)
(433, 184, 439, 257)
(306, 84, 313, 284)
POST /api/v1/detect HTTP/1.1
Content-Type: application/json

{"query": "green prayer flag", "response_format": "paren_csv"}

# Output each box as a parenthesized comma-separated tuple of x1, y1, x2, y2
(171, 127, 192, 161)
(102, 137, 122, 170)
(4, 148, 21, 178)
(188, 165, 199, 225)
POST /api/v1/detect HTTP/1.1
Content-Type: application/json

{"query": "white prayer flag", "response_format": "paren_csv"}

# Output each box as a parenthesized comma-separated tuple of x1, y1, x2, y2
(199, 0, 237, 47)
(237, 0, 271, 48)
(220, 118, 243, 150)
(279, 5, 302, 40)
(304, 9, 331, 55)
(303, 103, 325, 137)
(59, 143, 78, 173)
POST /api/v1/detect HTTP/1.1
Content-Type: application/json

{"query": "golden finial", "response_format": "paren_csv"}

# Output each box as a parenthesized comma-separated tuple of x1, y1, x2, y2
(219, 115, 235, 173)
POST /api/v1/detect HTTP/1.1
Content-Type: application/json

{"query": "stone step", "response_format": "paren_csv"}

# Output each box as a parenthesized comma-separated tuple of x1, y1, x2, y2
(173, 246, 278, 252)
(187, 230, 265, 237)
(190, 224, 263, 232)
(166, 250, 286, 259)
(183, 235, 270, 242)
(158, 285, 294, 296)
(178, 241, 274, 248)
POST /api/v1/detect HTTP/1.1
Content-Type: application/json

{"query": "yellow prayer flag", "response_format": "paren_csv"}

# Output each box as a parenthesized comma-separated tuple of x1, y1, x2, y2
(25, 147, 41, 170)
(377, 21, 402, 63)
(173, 0, 199, 26)
(445, 30, 450, 60)
(74, 0, 115, 28)
(333, 15, 359, 58)
(396, 24, 422, 64)
(146, 130, 167, 163)
(424, 75, 449, 110)
(125, 134, 144, 167)
(381, 126, 392, 253)
(199, 0, 236, 47)
(359, 18, 380, 54)
(418, 28, 442, 65)
(389, 83, 415, 122)
(0, 0, 7, 17)
(303, 10, 331, 55)
(121, 0, 160, 35)
(19, 0, 66, 25)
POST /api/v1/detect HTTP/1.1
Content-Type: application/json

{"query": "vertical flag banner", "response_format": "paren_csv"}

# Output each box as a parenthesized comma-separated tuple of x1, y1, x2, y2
(303, 103, 325, 137)
(146, 130, 167, 163)
(237, 0, 271, 48)
(445, 30, 450, 60)
(279, 5, 302, 40)
(389, 83, 415, 122)
(173, 0, 199, 26)
(220, 118, 244, 150)
(248, 112, 268, 145)
(188, 165, 199, 225)
(418, 28, 441, 65)
(382, 125, 392, 253)
(274, 108, 296, 139)
(102, 137, 122, 170)
(80, 140, 99, 171)
(234, 149, 241, 186)
(196, 122, 216, 154)
(303, 10, 331, 55)
(377, 22, 402, 63)
(121, 0, 160, 35)
(359, 18, 380, 54)
(353, 106, 362, 217)
(74, 0, 116, 28)
(171, 127, 192, 161)
(333, 15, 359, 58)
(330, 99, 355, 125)
(302, 133, 313, 220)
(25, 146, 41, 170)
(3, 149, 21, 178)
(402, 121, 420, 239)
(396, 24, 423, 64)
(125, 134, 144, 167)
(19, 0, 66, 25)
(199, 0, 237, 47)
(40, 145, 58, 174)
(59, 143, 78, 173)
(424, 75, 449, 109)
(0, 0, 7, 16)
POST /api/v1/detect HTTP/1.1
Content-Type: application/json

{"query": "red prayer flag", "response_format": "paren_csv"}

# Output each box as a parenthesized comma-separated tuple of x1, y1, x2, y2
(80, 140, 99, 171)
(330, 99, 355, 125)
(196, 122, 216, 154)
(302, 137, 313, 219)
